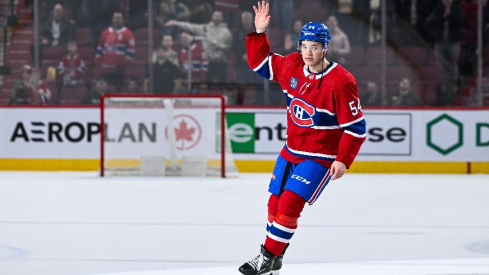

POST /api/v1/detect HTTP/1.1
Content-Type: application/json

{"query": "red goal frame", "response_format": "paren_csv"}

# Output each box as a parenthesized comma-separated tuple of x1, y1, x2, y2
(100, 94, 227, 177)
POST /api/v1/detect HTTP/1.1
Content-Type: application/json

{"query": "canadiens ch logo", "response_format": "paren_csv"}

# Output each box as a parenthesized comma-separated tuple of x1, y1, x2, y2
(290, 98, 315, 127)
(290, 77, 298, 89)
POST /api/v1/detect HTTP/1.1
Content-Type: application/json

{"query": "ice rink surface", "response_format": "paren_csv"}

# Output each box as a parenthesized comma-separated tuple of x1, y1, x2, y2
(0, 172, 489, 275)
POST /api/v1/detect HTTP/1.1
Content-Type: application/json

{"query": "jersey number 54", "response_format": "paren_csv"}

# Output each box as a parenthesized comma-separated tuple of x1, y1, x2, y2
(349, 100, 362, 116)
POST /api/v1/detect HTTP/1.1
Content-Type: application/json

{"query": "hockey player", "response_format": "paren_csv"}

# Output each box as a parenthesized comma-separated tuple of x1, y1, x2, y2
(239, 2, 366, 275)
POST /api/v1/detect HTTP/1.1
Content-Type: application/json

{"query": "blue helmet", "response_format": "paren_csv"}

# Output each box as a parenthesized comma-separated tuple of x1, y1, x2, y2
(297, 22, 331, 50)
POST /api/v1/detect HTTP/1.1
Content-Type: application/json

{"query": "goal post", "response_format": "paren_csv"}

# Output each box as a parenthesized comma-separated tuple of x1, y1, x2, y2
(100, 94, 238, 178)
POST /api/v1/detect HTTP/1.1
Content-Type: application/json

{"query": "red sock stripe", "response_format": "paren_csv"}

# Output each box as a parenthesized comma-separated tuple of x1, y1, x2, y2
(274, 212, 298, 228)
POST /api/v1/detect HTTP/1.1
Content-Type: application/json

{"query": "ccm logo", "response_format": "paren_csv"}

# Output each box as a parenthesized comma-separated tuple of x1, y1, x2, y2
(291, 174, 311, 184)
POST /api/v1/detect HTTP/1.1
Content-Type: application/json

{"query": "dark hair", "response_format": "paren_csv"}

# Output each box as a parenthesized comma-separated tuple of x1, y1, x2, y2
(113, 10, 123, 17)
(67, 40, 77, 46)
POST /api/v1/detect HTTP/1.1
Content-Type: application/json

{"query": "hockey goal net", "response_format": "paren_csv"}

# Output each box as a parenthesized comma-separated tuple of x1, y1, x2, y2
(100, 94, 238, 177)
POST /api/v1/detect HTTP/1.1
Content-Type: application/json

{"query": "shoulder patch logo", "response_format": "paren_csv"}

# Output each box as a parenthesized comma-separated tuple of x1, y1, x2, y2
(290, 77, 298, 89)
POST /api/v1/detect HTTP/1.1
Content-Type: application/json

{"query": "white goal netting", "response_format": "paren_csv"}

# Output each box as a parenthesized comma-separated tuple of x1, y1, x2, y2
(100, 95, 238, 178)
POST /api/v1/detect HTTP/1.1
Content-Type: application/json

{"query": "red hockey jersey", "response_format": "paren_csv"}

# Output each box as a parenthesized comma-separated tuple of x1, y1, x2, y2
(95, 27, 135, 71)
(57, 54, 86, 85)
(246, 32, 366, 168)
(178, 42, 208, 82)
(29, 80, 51, 105)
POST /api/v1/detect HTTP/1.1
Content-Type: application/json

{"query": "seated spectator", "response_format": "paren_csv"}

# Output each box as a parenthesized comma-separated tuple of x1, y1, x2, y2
(32, 3, 73, 59)
(152, 34, 180, 66)
(82, 77, 109, 105)
(121, 77, 143, 94)
(391, 77, 420, 106)
(326, 15, 351, 64)
(95, 11, 136, 92)
(178, 31, 208, 84)
(359, 80, 381, 106)
(10, 65, 52, 105)
(166, 10, 232, 84)
(145, 46, 181, 94)
(57, 40, 87, 86)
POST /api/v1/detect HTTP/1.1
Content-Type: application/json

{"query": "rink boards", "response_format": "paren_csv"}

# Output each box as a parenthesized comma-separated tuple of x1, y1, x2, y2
(0, 106, 488, 174)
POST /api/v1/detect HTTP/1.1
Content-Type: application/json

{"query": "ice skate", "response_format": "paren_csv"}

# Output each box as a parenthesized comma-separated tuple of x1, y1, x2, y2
(239, 245, 277, 275)
(270, 244, 288, 275)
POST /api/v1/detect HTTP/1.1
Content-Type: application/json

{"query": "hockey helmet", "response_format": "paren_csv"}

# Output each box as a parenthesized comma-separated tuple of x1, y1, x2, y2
(297, 22, 331, 50)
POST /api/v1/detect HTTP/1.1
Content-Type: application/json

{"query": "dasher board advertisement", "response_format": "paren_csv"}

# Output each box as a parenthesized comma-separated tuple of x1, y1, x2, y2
(226, 108, 489, 162)
(1, 107, 489, 162)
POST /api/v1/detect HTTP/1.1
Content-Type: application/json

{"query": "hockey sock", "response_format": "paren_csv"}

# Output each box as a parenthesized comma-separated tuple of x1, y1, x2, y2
(265, 190, 306, 256)
(266, 194, 279, 232)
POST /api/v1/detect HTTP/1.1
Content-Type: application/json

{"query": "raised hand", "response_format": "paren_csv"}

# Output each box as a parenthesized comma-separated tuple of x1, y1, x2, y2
(253, 1, 271, 33)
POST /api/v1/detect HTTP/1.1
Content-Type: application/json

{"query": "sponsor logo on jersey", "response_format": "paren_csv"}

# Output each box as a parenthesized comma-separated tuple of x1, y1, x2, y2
(271, 174, 276, 180)
(290, 98, 315, 127)
(291, 174, 311, 184)
(290, 77, 298, 89)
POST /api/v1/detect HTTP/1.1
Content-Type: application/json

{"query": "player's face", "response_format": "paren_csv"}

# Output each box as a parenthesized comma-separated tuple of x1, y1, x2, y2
(300, 41, 326, 69)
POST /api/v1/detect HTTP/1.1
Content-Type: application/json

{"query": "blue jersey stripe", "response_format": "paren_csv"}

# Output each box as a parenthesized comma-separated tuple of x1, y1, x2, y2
(285, 144, 336, 161)
(255, 61, 271, 79)
(342, 118, 366, 136)
(253, 53, 274, 80)
(314, 112, 339, 128)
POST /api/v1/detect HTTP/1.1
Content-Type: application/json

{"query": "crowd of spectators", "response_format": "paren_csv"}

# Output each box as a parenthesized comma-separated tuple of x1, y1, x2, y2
(11, 0, 489, 106)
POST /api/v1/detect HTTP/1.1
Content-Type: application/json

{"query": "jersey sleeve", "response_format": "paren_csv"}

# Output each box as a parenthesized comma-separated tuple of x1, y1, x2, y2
(246, 32, 286, 83)
(334, 79, 366, 168)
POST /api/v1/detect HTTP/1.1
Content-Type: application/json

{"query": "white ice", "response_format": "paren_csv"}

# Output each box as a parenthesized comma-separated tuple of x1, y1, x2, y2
(0, 172, 488, 275)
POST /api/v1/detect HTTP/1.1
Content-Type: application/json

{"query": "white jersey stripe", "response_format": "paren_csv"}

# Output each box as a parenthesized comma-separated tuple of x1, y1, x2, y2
(339, 116, 365, 128)
(286, 142, 337, 159)
(344, 130, 367, 138)
(311, 125, 342, 130)
(253, 55, 269, 72)
(268, 54, 274, 80)
(315, 108, 336, 116)
(272, 222, 296, 234)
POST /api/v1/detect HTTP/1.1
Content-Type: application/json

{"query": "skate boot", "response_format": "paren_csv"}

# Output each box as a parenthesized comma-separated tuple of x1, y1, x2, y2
(239, 245, 277, 275)
(270, 244, 288, 275)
